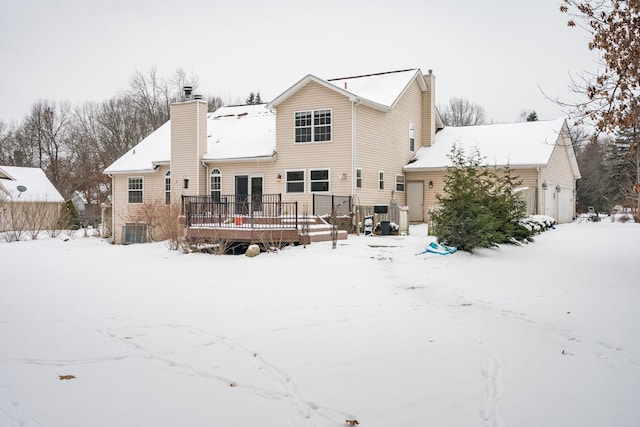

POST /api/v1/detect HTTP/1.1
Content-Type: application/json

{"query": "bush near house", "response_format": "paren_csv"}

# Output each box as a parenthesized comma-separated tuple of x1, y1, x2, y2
(431, 147, 533, 252)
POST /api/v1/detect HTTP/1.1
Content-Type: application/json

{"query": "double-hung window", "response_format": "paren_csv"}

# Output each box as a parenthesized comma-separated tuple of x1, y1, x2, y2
(295, 109, 331, 143)
(286, 170, 305, 193)
(378, 171, 384, 190)
(356, 168, 362, 188)
(310, 169, 330, 192)
(395, 174, 405, 192)
(128, 177, 143, 204)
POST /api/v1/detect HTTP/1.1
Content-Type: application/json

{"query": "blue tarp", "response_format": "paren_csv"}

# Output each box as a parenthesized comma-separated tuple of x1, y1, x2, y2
(417, 242, 457, 256)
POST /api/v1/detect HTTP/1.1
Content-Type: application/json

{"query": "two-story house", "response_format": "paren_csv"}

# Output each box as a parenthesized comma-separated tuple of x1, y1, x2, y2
(104, 68, 579, 244)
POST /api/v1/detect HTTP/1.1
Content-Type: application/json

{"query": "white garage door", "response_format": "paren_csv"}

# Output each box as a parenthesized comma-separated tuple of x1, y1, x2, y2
(557, 187, 574, 223)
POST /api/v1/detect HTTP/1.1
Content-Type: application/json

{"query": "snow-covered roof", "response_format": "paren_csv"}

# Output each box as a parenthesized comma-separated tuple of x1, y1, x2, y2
(0, 166, 65, 202)
(104, 120, 171, 174)
(203, 104, 275, 161)
(404, 118, 569, 170)
(327, 69, 426, 108)
(104, 104, 275, 174)
(267, 69, 427, 112)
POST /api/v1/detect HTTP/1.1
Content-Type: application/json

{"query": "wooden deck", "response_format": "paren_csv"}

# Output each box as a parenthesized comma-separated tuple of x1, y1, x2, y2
(181, 194, 348, 246)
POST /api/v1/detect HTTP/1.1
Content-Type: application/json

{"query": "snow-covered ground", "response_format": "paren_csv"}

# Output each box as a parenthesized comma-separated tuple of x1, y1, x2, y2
(1, 219, 639, 427)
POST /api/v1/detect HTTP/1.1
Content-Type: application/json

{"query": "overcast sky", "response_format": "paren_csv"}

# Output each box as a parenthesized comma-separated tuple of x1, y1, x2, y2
(0, 0, 599, 125)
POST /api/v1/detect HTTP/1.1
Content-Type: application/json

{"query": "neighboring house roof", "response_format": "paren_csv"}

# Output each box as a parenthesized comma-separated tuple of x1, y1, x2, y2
(267, 68, 428, 112)
(0, 166, 65, 202)
(405, 118, 577, 172)
(104, 104, 276, 174)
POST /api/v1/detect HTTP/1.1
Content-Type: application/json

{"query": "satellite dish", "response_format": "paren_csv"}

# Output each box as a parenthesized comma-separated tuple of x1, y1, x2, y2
(16, 185, 27, 192)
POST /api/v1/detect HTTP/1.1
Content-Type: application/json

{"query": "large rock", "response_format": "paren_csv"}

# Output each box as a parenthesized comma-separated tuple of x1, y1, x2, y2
(245, 244, 260, 257)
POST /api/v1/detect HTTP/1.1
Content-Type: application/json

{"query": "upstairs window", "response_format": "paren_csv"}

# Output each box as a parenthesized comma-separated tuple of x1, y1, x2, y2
(295, 109, 331, 143)
(128, 177, 143, 204)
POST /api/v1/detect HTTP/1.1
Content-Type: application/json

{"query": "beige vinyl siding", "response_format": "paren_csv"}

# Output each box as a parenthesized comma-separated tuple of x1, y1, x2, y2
(509, 168, 539, 216)
(111, 167, 168, 243)
(0, 201, 63, 233)
(540, 139, 578, 221)
(203, 159, 279, 195)
(273, 81, 353, 206)
(542, 143, 576, 190)
(421, 73, 436, 147)
(406, 167, 541, 223)
(405, 170, 448, 222)
(354, 79, 424, 206)
(170, 100, 208, 197)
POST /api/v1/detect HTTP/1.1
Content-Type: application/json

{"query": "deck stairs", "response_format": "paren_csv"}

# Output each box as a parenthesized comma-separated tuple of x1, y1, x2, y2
(296, 215, 348, 243)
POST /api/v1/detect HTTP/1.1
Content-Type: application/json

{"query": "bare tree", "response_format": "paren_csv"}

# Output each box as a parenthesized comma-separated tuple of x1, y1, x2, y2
(126, 67, 170, 134)
(0, 120, 13, 164)
(19, 101, 73, 195)
(439, 97, 488, 126)
(168, 67, 200, 101)
(559, 0, 640, 133)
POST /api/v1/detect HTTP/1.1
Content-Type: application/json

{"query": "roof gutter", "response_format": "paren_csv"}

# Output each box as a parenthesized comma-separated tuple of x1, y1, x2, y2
(404, 163, 547, 172)
(103, 168, 160, 175)
(201, 153, 277, 164)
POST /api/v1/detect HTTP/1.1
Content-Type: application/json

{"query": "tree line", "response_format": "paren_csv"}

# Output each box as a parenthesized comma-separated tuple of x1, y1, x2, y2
(0, 68, 227, 225)
(572, 118, 640, 214)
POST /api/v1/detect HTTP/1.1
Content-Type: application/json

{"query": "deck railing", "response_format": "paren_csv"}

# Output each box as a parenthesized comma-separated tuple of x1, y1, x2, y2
(182, 194, 298, 229)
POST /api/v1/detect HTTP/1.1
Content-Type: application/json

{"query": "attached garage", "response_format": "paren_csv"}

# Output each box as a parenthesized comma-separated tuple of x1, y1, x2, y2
(404, 119, 581, 224)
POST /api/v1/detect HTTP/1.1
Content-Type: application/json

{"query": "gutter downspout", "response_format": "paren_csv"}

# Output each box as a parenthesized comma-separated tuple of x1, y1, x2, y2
(196, 102, 201, 194)
(351, 97, 361, 199)
(108, 174, 115, 243)
(201, 161, 209, 195)
(536, 166, 542, 215)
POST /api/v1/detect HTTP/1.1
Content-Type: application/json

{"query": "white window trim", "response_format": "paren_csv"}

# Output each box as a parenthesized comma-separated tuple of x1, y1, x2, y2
(378, 171, 384, 191)
(210, 168, 222, 200)
(310, 168, 331, 193)
(356, 168, 362, 189)
(285, 169, 305, 193)
(409, 123, 415, 152)
(128, 176, 143, 204)
(294, 108, 332, 144)
(165, 171, 171, 205)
